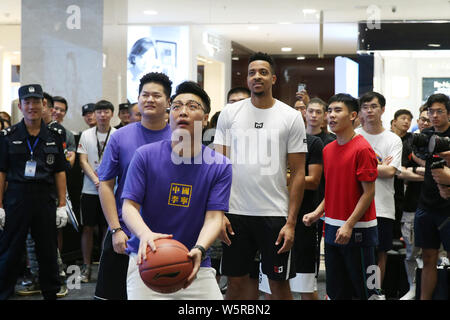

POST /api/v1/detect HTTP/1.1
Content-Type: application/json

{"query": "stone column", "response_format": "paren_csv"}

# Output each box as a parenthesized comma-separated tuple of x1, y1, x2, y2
(19, 0, 103, 132)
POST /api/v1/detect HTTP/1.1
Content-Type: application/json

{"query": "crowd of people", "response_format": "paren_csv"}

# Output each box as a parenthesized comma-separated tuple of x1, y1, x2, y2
(0, 51, 449, 301)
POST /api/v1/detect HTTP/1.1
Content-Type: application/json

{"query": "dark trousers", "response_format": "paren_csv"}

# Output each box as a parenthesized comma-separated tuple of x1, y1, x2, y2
(0, 183, 60, 300)
(94, 230, 129, 300)
(325, 243, 377, 300)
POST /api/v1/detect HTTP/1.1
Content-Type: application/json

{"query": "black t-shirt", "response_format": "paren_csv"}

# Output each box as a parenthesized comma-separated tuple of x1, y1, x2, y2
(314, 130, 336, 201)
(298, 134, 324, 217)
(393, 132, 424, 212)
(394, 132, 413, 204)
(0, 119, 66, 184)
(418, 126, 450, 214)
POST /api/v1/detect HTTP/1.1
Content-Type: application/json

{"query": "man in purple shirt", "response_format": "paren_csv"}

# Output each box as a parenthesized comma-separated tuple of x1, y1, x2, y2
(94, 72, 172, 300)
(122, 81, 232, 300)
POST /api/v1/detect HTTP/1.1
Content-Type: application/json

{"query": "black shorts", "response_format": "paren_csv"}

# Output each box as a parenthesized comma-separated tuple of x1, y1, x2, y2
(376, 217, 394, 252)
(221, 214, 295, 281)
(80, 193, 107, 227)
(293, 218, 317, 274)
(94, 230, 130, 300)
(415, 207, 450, 251)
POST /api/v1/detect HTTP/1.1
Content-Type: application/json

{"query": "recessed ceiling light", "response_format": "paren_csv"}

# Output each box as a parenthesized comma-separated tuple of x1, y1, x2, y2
(316, 67, 325, 71)
(247, 26, 259, 30)
(302, 9, 317, 14)
(143, 10, 158, 15)
(427, 43, 441, 47)
(297, 56, 306, 60)
(281, 47, 292, 52)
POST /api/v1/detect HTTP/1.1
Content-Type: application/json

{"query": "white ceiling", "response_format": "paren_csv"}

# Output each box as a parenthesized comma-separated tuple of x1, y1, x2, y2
(1, 0, 450, 54)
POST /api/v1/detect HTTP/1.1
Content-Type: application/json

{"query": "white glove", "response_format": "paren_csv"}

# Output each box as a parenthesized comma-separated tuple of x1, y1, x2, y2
(0, 208, 5, 231)
(56, 206, 68, 228)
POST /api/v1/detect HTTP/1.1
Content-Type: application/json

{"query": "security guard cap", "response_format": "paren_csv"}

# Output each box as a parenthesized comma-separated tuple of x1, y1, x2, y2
(18, 84, 44, 100)
(82, 103, 95, 116)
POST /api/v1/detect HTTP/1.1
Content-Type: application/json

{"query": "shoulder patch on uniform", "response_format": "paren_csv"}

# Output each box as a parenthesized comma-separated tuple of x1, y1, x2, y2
(0, 126, 15, 136)
(48, 126, 63, 136)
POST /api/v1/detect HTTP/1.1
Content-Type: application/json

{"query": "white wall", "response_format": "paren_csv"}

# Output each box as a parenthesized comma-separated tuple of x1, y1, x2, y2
(190, 25, 231, 117)
(374, 51, 450, 130)
(0, 25, 21, 117)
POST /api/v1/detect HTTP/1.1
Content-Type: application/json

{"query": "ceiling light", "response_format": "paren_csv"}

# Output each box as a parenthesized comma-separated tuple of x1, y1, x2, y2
(296, 56, 306, 60)
(316, 67, 325, 71)
(302, 9, 317, 14)
(247, 26, 259, 30)
(281, 47, 292, 52)
(428, 43, 441, 47)
(143, 10, 158, 15)
(232, 57, 239, 61)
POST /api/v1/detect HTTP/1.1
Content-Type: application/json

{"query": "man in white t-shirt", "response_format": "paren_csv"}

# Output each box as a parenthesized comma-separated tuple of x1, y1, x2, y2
(77, 100, 116, 283)
(214, 52, 307, 300)
(356, 92, 403, 297)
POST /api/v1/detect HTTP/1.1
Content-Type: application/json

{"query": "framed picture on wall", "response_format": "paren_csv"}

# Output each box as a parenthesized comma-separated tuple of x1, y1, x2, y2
(422, 77, 450, 103)
(156, 40, 177, 68)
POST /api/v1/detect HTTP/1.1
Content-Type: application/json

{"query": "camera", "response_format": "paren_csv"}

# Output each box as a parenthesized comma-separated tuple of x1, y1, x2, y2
(411, 132, 450, 158)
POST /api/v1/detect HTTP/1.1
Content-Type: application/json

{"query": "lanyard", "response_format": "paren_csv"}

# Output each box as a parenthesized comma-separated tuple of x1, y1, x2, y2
(96, 127, 111, 161)
(26, 137, 39, 160)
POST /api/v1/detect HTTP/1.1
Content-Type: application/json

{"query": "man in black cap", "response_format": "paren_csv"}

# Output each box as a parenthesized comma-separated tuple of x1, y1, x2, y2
(0, 84, 68, 300)
(82, 103, 97, 128)
(115, 103, 130, 129)
(77, 100, 116, 283)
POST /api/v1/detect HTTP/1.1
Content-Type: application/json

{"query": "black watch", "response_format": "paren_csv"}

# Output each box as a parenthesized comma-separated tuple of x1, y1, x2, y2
(111, 227, 123, 235)
(193, 245, 207, 261)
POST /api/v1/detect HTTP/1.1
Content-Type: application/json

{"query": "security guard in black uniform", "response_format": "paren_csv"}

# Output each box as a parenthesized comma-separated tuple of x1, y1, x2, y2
(0, 84, 68, 300)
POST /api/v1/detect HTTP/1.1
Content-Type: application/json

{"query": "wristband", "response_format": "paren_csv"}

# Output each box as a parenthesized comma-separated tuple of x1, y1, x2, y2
(193, 244, 207, 261)
(412, 167, 417, 173)
(111, 227, 123, 235)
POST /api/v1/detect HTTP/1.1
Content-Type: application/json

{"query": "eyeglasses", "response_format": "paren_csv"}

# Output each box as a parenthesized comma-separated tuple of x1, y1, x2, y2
(170, 100, 204, 112)
(419, 117, 431, 123)
(427, 108, 445, 115)
(361, 104, 380, 111)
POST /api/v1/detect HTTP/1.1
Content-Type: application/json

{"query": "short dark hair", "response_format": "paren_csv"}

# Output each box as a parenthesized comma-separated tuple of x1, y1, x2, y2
(43, 92, 54, 108)
(307, 97, 328, 113)
(94, 100, 114, 112)
(128, 102, 138, 113)
(425, 93, 450, 112)
(248, 52, 275, 74)
(359, 91, 386, 108)
(53, 96, 68, 111)
(328, 93, 359, 113)
(227, 87, 250, 102)
(139, 72, 172, 98)
(171, 81, 211, 114)
(394, 109, 413, 120)
(209, 111, 221, 129)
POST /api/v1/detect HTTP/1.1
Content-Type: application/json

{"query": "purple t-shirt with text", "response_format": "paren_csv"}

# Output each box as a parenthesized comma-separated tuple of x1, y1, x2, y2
(97, 122, 172, 236)
(121, 140, 232, 267)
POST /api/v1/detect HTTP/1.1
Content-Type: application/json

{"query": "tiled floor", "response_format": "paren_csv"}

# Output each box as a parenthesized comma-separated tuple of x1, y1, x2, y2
(10, 256, 327, 300)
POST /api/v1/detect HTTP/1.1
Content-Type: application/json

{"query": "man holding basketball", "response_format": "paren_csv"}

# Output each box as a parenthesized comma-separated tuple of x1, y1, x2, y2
(122, 81, 232, 299)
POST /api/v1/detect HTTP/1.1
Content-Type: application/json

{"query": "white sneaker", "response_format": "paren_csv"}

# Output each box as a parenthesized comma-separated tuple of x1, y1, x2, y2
(400, 288, 415, 300)
(369, 294, 386, 300)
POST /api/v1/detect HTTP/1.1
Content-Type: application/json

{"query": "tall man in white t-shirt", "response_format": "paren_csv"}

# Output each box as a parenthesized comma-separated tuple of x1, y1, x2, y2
(356, 92, 403, 296)
(214, 52, 307, 300)
(77, 100, 116, 283)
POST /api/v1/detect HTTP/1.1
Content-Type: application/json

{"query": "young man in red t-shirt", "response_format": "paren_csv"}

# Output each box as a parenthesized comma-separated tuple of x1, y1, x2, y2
(303, 93, 380, 300)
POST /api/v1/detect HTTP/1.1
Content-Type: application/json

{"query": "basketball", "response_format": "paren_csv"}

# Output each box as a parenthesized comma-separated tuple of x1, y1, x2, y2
(139, 238, 194, 294)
